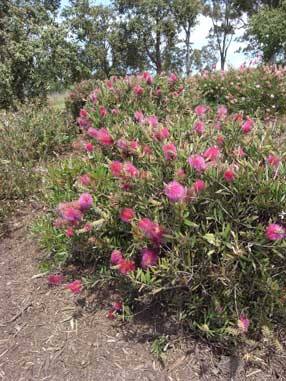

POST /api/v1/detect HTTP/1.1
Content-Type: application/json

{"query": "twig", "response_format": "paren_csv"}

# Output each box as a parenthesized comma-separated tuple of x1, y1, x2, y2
(0, 301, 32, 326)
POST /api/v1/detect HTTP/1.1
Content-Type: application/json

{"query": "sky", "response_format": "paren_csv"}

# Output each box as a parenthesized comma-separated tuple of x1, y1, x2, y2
(61, 0, 249, 69)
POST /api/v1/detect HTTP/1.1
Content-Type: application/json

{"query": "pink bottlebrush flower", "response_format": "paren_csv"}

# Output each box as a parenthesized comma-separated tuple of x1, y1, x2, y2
(148, 115, 159, 129)
(111, 108, 119, 115)
(265, 224, 285, 241)
(161, 127, 170, 139)
(188, 155, 208, 172)
(95, 128, 113, 146)
(60, 207, 82, 224)
(80, 109, 88, 118)
(143, 145, 153, 155)
(138, 218, 153, 234)
(84, 224, 92, 231)
(107, 310, 115, 319)
(238, 314, 250, 333)
(111, 250, 123, 265)
(99, 105, 107, 117)
(110, 161, 123, 177)
(105, 80, 113, 88)
(67, 280, 83, 294)
(77, 117, 91, 129)
(233, 148, 245, 158)
(233, 112, 244, 122)
(217, 135, 224, 146)
(78, 192, 93, 211)
(143, 71, 153, 84)
(87, 127, 98, 138)
(163, 143, 177, 160)
(124, 162, 140, 177)
(90, 91, 98, 104)
(121, 182, 133, 191)
(65, 227, 74, 237)
(194, 104, 208, 116)
(193, 179, 205, 193)
(80, 174, 91, 186)
(224, 169, 235, 183)
(203, 146, 221, 161)
(168, 73, 178, 83)
(267, 154, 280, 168)
(193, 120, 204, 135)
(217, 105, 228, 120)
(117, 138, 129, 152)
(141, 248, 158, 269)
(241, 118, 254, 134)
(118, 259, 135, 275)
(112, 301, 123, 312)
(48, 274, 64, 286)
(214, 122, 222, 130)
(134, 110, 145, 123)
(129, 140, 139, 151)
(138, 218, 165, 245)
(164, 181, 186, 202)
(154, 88, 161, 96)
(134, 85, 144, 96)
(154, 127, 169, 141)
(120, 208, 135, 223)
(85, 142, 94, 152)
(177, 168, 186, 178)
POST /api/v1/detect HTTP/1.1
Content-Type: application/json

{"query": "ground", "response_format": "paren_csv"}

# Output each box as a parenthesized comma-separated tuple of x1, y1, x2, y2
(0, 207, 285, 381)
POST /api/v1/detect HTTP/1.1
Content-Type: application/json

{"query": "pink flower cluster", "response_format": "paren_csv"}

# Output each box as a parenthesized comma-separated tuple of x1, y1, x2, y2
(55, 193, 93, 235)
(110, 250, 135, 275)
(110, 161, 140, 179)
(265, 224, 285, 241)
(164, 181, 186, 202)
(138, 218, 166, 246)
(87, 127, 113, 146)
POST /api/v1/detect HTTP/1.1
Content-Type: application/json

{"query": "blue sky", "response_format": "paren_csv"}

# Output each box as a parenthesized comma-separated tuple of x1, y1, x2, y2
(61, 0, 248, 69)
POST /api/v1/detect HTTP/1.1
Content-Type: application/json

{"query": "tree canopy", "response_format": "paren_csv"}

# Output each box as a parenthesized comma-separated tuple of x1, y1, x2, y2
(1, 0, 286, 109)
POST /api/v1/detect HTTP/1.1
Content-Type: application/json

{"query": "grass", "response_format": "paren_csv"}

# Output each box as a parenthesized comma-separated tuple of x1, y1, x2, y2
(0, 104, 76, 235)
(48, 90, 70, 111)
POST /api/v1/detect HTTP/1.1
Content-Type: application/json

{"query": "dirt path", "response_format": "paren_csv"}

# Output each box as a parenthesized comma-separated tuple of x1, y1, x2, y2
(0, 208, 283, 381)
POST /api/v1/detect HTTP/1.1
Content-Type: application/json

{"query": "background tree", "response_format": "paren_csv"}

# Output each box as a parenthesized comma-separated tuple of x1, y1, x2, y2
(204, 0, 243, 70)
(247, 1, 286, 64)
(114, 0, 182, 74)
(171, 0, 202, 75)
(0, 0, 79, 108)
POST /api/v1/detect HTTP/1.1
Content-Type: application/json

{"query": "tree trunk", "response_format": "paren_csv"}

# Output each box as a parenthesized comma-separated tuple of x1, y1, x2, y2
(220, 54, 226, 71)
(185, 26, 191, 76)
(155, 10, 162, 74)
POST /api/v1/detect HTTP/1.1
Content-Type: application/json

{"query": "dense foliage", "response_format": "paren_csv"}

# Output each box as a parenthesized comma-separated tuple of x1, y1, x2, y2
(37, 70, 286, 344)
(0, 0, 80, 109)
(196, 65, 286, 116)
(67, 65, 286, 119)
(0, 105, 75, 234)
(248, 1, 286, 63)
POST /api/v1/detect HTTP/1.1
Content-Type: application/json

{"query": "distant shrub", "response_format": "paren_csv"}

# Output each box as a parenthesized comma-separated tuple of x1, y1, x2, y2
(39, 72, 286, 344)
(0, 105, 75, 233)
(196, 65, 286, 117)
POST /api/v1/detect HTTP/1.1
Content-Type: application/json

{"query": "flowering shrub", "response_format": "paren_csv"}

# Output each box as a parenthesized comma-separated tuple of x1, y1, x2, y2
(196, 65, 286, 117)
(40, 71, 286, 342)
(65, 79, 98, 119)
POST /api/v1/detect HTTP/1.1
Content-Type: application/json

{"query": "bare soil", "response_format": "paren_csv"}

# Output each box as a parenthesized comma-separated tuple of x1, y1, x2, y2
(0, 207, 285, 381)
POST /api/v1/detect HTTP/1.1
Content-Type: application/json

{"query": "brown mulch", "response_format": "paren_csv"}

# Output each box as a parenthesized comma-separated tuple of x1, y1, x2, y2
(0, 207, 285, 381)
